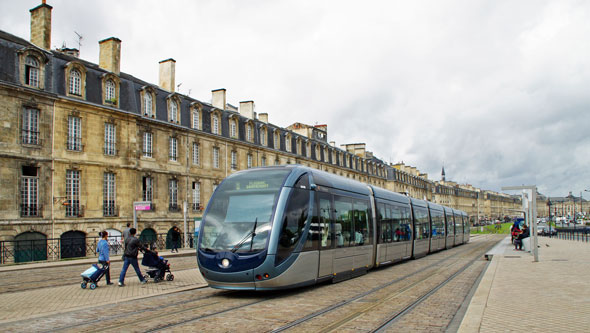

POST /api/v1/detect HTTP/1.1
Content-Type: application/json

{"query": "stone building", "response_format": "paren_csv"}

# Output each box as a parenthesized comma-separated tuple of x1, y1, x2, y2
(0, 1, 522, 262)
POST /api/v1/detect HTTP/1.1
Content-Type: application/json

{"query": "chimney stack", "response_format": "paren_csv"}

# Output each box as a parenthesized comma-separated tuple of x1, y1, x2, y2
(212, 89, 226, 109)
(239, 101, 255, 119)
(30, 1, 52, 50)
(259, 113, 268, 123)
(158, 58, 176, 92)
(99, 37, 122, 74)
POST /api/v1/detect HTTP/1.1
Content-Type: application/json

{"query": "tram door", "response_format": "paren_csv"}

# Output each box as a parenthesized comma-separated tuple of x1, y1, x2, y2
(317, 192, 334, 278)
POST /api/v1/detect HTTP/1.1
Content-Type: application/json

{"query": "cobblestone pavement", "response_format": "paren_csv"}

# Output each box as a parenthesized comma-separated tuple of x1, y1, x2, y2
(0, 253, 198, 293)
(0, 235, 501, 332)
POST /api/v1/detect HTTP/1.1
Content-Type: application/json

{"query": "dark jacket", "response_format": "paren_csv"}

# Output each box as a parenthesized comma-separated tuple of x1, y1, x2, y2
(171, 228, 180, 241)
(124, 236, 143, 258)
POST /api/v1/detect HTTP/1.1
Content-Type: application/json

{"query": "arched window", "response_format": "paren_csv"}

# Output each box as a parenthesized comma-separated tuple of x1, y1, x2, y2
(105, 79, 116, 103)
(192, 110, 200, 129)
(25, 56, 39, 87)
(212, 114, 219, 134)
(170, 100, 178, 122)
(230, 121, 237, 138)
(61, 230, 87, 258)
(69, 69, 81, 95)
(15, 231, 47, 262)
(143, 93, 153, 117)
(260, 127, 267, 146)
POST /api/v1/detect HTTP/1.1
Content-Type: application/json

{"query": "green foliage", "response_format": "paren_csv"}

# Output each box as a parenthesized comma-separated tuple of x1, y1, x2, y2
(471, 223, 511, 234)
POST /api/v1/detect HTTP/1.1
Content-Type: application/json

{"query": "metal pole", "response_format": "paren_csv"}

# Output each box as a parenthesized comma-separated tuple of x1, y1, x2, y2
(133, 206, 137, 229)
(183, 201, 188, 249)
(532, 188, 538, 262)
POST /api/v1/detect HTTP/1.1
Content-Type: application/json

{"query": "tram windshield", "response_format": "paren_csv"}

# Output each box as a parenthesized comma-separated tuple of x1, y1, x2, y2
(199, 169, 291, 253)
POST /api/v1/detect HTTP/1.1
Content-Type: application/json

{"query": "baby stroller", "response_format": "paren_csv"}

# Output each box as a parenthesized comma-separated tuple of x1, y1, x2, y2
(141, 249, 174, 283)
(81, 263, 108, 290)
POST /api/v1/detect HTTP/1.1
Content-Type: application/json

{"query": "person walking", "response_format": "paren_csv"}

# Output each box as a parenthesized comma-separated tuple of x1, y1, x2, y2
(123, 222, 131, 242)
(171, 226, 181, 253)
(119, 228, 147, 286)
(96, 231, 113, 285)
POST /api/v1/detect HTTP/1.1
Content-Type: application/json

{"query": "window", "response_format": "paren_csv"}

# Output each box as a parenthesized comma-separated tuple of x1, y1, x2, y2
(25, 56, 39, 87)
(246, 124, 252, 142)
(230, 121, 237, 138)
(69, 69, 81, 95)
(260, 127, 267, 146)
(274, 131, 279, 149)
(66, 170, 81, 217)
(170, 100, 178, 123)
(103, 172, 116, 216)
(142, 176, 153, 202)
(261, 156, 266, 166)
(286, 135, 291, 152)
(274, 159, 280, 166)
(105, 79, 116, 104)
(213, 147, 220, 168)
(143, 92, 153, 117)
(212, 114, 219, 134)
(192, 110, 200, 129)
(143, 132, 153, 158)
(169, 137, 177, 161)
(247, 154, 253, 168)
(297, 139, 302, 155)
(22, 108, 39, 145)
(276, 187, 310, 264)
(169, 179, 178, 211)
(67, 116, 82, 151)
(306, 141, 311, 158)
(231, 151, 237, 170)
(334, 196, 353, 247)
(104, 123, 116, 155)
(192, 142, 200, 165)
(192, 182, 201, 211)
(21, 166, 39, 217)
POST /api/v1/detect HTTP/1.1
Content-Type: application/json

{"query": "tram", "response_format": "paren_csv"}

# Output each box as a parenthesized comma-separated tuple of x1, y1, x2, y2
(197, 165, 470, 290)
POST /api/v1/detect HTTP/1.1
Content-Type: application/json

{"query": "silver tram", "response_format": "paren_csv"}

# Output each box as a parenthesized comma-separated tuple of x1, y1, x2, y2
(197, 165, 470, 290)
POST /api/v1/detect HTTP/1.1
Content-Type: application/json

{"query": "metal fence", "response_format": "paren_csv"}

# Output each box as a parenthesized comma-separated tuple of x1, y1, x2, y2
(541, 227, 590, 243)
(0, 233, 194, 265)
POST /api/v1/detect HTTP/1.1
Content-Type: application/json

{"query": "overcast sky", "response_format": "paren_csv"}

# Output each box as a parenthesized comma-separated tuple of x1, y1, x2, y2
(2, 0, 589, 197)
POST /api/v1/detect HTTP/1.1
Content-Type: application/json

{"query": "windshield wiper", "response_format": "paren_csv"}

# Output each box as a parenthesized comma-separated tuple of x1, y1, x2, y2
(231, 218, 258, 253)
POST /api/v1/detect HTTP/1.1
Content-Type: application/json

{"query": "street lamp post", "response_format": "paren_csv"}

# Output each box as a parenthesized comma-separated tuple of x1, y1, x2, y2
(547, 199, 552, 237)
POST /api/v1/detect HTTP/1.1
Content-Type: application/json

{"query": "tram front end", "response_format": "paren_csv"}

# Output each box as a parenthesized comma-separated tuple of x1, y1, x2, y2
(197, 166, 317, 290)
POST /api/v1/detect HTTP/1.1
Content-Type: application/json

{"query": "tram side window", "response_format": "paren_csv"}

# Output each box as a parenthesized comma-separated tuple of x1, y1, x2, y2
(319, 196, 333, 249)
(446, 213, 454, 236)
(391, 205, 405, 242)
(353, 199, 371, 246)
(431, 211, 445, 238)
(334, 196, 353, 247)
(414, 207, 430, 240)
(276, 188, 310, 265)
(378, 203, 391, 243)
(400, 207, 412, 241)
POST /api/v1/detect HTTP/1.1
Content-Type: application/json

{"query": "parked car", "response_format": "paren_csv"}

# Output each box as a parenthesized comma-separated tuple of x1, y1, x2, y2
(537, 223, 556, 236)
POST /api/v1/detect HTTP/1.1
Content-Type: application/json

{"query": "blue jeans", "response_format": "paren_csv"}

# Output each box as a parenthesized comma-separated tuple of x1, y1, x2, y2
(119, 256, 144, 283)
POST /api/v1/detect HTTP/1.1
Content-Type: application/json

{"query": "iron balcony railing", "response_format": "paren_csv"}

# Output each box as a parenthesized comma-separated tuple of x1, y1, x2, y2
(20, 204, 43, 217)
(0, 232, 195, 265)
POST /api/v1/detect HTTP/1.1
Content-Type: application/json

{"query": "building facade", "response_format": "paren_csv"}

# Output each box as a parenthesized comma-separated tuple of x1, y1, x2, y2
(0, 2, 523, 263)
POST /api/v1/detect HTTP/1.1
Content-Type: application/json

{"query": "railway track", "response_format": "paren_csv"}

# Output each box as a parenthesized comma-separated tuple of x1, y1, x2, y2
(2, 235, 501, 332)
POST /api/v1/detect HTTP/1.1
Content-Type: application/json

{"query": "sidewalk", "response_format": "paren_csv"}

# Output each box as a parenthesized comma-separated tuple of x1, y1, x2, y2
(0, 248, 208, 324)
(0, 248, 194, 272)
(459, 236, 590, 332)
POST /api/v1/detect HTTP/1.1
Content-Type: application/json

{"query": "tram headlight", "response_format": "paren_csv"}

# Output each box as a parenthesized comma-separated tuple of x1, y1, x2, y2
(221, 258, 230, 268)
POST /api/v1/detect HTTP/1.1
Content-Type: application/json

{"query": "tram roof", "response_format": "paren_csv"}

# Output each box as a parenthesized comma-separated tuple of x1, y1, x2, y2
(281, 165, 372, 196)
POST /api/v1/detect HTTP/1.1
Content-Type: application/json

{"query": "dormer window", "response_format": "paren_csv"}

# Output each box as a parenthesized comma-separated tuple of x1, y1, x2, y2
(212, 114, 219, 135)
(260, 126, 267, 146)
(69, 69, 81, 95)
(230, 119, 237, 138)
(246, 123, 253, 142)
(105, 80, 116, 103)
(103, 74, 121, 107)
(141, 87, 156, 117)
(169, 100, 178, 123)
(192, 110, 200, 129)
(25, 56, 39, 87)
(144, 94, 152, 116)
